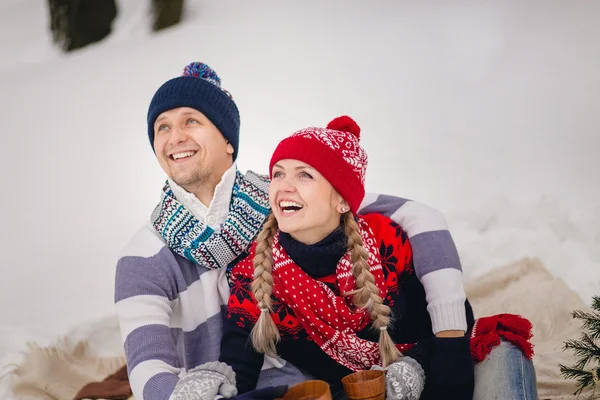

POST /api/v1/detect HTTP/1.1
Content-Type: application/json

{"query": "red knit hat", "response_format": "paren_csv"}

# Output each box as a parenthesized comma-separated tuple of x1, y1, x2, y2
(269, 116, 368, 213)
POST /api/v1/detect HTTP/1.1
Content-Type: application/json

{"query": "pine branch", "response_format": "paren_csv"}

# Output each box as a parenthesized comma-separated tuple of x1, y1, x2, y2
(572, 310, 600, 341)
(562, 297, 600, 398)
(563, 334, 600, 369)
(559, 365, 596, 396)
(583, 333, 600, 361)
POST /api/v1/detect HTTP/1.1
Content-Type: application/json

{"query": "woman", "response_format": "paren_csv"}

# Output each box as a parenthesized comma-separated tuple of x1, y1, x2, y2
(218, 116, 476, 399)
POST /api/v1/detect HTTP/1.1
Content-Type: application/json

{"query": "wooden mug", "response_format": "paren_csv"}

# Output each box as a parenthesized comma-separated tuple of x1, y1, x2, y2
(341, 370, 386, 400)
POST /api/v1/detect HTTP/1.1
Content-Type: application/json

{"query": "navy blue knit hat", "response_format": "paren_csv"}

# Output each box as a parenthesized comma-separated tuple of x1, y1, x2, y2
(147, 62, 240, 160)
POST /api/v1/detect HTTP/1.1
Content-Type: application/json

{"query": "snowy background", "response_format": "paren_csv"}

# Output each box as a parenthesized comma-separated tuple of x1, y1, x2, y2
(0, 0, 598, 370)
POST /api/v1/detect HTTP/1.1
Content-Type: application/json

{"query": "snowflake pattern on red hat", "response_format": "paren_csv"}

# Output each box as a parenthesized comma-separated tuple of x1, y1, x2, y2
(290, 127, 368, 185)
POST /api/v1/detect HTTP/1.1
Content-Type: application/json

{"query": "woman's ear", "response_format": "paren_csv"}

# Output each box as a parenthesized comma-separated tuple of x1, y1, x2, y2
(337, 199, 350, 214)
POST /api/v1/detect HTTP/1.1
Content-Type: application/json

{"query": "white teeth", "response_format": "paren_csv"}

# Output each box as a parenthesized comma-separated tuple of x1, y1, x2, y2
(172, 151, 196, 160)
(279, 201, 303, 215)
(279, 201, 303, 208)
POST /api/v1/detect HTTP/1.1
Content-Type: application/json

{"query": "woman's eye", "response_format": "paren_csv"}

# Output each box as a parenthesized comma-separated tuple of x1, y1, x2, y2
(299, 172, 313, 179)
(158, 124, 169, 132)
(186, 118, 198, 125)
(273, 171, 283, 178)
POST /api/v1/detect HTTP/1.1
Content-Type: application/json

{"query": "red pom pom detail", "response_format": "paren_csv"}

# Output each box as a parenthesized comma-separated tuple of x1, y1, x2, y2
(326, 116, 361, 139)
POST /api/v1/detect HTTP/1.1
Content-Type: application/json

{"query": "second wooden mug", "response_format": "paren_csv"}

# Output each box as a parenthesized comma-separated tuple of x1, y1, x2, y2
(341, 370, 386, 400)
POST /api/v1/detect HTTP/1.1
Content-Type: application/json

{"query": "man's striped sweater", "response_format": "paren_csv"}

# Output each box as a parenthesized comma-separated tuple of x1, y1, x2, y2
(114, 173, 466, 400)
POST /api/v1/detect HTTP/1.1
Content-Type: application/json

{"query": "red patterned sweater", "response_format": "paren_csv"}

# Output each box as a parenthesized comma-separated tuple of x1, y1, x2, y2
(220, 214, 476, 398)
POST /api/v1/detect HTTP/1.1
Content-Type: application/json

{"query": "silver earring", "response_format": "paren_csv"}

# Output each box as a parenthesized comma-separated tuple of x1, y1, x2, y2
(341, 206, 348, 212)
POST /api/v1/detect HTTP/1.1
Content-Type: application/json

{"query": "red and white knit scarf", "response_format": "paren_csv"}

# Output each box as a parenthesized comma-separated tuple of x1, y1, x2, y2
(270, 217, 413, 371)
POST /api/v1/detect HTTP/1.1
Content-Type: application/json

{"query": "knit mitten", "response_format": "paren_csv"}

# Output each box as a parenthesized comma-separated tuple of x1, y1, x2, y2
(371, 357, 425, 400)
(170, 361, 238, 400)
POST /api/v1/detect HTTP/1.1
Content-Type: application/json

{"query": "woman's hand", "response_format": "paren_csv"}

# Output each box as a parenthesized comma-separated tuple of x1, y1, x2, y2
(372, 356, 425, 400)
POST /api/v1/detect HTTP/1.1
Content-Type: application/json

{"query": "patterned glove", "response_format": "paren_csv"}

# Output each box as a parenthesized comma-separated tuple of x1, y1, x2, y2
(170, 361, 238, 400)
(371, 356, 425, 400)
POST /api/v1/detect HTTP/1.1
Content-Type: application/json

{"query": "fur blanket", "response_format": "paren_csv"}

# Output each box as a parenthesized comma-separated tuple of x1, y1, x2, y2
(466, 258, 590, 399)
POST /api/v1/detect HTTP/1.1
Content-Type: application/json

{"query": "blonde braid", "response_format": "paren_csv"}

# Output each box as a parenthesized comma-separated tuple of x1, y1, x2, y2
(250, 214, 280, 357)
(343, 212, 401, 367)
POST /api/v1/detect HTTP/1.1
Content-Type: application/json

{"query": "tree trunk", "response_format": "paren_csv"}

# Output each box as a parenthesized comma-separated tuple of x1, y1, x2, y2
(152, 0, 184, 32)
(48, 0, 117, 52)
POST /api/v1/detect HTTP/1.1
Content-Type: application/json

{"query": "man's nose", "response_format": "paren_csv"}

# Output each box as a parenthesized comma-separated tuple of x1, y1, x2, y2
(168, 126, 188, 146)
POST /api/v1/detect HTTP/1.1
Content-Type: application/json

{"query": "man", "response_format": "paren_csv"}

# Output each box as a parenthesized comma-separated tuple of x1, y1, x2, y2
(115, 62, 468, 400)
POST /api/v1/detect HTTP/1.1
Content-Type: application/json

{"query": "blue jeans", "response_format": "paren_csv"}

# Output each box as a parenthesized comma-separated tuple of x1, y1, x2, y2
(473, 340, 538, 399)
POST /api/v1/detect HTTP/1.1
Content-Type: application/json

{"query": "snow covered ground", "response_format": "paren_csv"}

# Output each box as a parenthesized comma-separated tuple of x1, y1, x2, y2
(0, 0, 598, 359)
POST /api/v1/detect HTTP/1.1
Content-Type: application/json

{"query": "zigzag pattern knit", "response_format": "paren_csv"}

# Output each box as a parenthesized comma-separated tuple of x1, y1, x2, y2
(152, 170, 270, 281)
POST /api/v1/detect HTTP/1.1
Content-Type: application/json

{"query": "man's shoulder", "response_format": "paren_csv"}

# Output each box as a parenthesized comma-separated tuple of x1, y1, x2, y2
(115, 222, 202, 301)
(118, 221, 168, 260)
